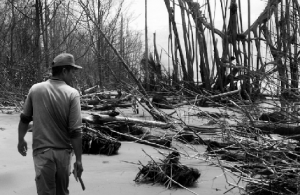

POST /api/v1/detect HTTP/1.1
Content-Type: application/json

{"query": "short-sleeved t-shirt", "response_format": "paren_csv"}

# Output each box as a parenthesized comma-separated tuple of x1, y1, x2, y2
(22, 79, 82, 154)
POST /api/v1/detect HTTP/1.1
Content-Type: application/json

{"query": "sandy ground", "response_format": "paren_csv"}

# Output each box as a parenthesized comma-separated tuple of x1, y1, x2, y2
(0, 106, 244, 195)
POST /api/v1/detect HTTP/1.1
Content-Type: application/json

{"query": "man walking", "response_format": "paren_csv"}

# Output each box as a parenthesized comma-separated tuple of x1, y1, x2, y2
(18, 53, 84, 195)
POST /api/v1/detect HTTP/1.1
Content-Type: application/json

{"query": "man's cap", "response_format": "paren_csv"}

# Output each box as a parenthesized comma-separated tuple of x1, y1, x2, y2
(51, 53, 82, 69)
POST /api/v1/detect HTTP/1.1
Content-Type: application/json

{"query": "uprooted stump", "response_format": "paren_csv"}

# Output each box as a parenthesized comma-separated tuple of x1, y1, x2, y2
(82, 126, 121, 155)
(134, 151, 200, 188)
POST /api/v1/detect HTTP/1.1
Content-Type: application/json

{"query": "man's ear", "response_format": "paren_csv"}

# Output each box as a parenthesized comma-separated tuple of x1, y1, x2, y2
(62, 68, 67, 75)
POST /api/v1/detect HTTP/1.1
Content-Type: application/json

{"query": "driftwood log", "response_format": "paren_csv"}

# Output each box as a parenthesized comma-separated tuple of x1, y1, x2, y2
(183, 125, 222, 133)
(82, 113, 171, 128)
(107, 127, 172, 148)
(81, 110, 120, 117)
(252, 121, 300, 136)
(85, 98, 101, 105)
(82, 91, 119, 98)
(81, 103, 131, 111)
(83, 85, 99, 94)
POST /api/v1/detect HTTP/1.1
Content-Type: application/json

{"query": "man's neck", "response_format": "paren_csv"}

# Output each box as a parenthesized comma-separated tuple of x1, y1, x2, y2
(51, 75, 64, 81)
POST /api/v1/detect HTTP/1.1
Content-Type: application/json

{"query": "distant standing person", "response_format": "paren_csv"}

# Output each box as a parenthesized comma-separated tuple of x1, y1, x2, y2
(17, 53, 84, 195)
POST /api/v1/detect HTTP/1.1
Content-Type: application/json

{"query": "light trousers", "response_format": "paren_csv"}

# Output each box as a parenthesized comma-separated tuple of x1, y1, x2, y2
(33, 148, 72, 195)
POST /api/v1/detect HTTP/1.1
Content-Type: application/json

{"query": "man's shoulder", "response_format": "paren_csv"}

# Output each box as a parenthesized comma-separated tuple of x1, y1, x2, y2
(31, 80, 80, 97)
(31, 81, 48, 90)
(60, 85, 80, 98)
(63, 85, 79, 93)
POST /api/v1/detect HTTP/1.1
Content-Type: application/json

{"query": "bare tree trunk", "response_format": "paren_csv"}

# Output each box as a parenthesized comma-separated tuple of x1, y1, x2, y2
(42, 0, 50, 68)
(185, 0, 211, 90)
(207, 0, 223, 91)
(244, 0, 251, 95)
(119, 15, 124, 82)
(292, 1, 299, 91)
(145, 0, 149, 91)
(164, 0, 188, 83)
(34, 0, 42, 81)
(289, 0, 298, 91)
(10, 0, 15, 70)
(153, 33, 162, 81)
(178, 0, 194, 86)
(97, 0, 103, 89)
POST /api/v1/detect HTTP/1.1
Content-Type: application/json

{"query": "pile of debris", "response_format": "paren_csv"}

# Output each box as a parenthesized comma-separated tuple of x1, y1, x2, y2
(204, 123, 300, 194)
(82, 126, 121, 155)
(134, 151, 201, 188)
(0, 90, 24, 114)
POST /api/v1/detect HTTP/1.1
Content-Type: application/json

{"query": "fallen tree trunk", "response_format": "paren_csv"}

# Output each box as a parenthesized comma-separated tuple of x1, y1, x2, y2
(183, 125, 222, 133)
(85, 98, 101, 105)
(82, 113, 171, 128)
(84, 85, 99, 94)
(93, 103, 131, 110)
(108, 128, 172, 148)
(91, 110, 119, 117)
(81, 103, 131, 111)
(81, 91, 119, 99)
(252, 121, 300, 135)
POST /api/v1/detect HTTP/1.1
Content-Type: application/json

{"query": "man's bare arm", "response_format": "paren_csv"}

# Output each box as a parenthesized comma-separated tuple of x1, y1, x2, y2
(71, 136, 83, 178)
(18, 121, 29, 156)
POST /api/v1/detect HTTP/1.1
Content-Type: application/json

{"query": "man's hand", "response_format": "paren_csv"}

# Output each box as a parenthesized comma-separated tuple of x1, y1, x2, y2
(73, 161, 85, 190)
(18, 139, 28, 156)
(74, 161, 83, 178)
